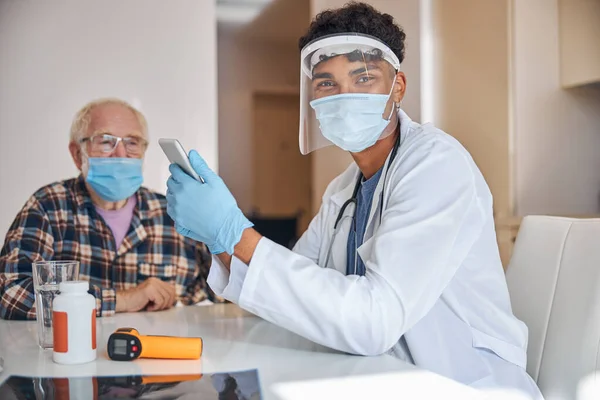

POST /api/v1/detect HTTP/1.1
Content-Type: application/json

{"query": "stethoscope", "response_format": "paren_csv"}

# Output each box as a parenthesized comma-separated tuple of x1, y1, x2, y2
(324, 131, 402, 274)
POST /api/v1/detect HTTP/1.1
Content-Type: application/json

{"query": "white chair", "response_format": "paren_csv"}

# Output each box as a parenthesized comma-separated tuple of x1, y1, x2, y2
(506, 216, 600, 400)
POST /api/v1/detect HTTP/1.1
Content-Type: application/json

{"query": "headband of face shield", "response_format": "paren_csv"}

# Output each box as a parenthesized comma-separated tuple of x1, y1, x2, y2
(299, 34, 401, 154)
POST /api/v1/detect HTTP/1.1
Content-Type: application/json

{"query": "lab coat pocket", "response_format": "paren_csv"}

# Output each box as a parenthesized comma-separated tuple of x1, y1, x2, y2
(137, 262, 177, 283)
(404, 304, 493, 386)
(471, 327, 527, 369)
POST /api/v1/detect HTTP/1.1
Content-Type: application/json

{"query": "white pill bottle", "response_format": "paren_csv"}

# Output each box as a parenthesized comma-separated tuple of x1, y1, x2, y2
(52, 281, 97, 364)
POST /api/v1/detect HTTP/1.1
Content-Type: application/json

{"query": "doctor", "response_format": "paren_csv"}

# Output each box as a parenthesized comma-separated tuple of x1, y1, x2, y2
(166, 3, 542, 398)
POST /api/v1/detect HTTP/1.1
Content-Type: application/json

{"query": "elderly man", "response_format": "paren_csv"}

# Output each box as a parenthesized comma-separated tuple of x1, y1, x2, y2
(0, 98, 217, 320)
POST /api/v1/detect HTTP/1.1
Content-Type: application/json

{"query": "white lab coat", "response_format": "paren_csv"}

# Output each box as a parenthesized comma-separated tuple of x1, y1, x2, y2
(208, 110, 543, 399)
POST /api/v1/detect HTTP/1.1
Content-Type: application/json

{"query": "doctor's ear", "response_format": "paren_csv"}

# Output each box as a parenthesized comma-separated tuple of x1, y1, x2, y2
(392, 71, 406, 104)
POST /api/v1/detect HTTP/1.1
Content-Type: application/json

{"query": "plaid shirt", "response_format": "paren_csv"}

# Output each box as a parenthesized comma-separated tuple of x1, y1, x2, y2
(0, 176, 218, 320)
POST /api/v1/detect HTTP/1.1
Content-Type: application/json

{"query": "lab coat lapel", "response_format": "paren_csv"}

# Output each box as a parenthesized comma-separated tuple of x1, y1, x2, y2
(357, 158, 387, 264)
(364, 165, 386, 240)
(361, 110, 412, 247)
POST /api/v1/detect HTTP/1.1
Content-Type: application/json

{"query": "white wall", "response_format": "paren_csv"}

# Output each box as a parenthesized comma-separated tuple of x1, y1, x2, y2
(217, 28, 299, 213)
(0, 0, 217, 235)
(425, 0, 511, 218)
(309, 0, 421, 210)
(513, 0, 600, 215)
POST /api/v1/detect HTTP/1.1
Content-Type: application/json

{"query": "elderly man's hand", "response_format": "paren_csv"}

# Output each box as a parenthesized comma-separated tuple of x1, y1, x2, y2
(116, 278, 177, 313)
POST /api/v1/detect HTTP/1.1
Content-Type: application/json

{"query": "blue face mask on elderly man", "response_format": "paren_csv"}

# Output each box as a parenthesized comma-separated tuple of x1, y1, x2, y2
(84, 157, 144, 202)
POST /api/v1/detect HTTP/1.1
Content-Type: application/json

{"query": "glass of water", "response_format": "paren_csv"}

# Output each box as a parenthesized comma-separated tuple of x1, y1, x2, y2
(32, 261, 79, 349)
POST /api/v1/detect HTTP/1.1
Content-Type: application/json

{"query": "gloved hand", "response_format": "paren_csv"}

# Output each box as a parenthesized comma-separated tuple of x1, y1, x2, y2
(166, 150, 253, 254)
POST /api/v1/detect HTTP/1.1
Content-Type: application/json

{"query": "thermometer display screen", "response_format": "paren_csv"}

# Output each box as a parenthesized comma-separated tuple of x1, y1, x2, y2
(113, 338, 128, 355)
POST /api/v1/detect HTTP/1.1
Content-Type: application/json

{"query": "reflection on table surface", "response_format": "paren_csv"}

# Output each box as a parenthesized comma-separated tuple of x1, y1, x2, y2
(0, 369, 261, 399)
(0, 304, 482, 400)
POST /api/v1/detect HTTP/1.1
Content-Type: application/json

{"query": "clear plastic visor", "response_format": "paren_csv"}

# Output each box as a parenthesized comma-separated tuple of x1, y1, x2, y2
(299, 34, 401, 155)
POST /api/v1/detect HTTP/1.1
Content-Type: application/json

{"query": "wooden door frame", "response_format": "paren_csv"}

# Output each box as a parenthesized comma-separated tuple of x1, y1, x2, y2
(253, 86, 300, 97)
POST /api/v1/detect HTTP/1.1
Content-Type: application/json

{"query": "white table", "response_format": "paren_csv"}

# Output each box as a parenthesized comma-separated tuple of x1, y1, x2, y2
(0, 304, 490, 399)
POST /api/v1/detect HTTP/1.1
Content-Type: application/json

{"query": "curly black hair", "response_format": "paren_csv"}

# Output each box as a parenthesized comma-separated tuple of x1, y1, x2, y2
(298, 2, 406, 65)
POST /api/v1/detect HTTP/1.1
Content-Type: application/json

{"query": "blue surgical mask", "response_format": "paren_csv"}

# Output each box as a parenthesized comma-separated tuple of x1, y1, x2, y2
(310, 82, 396, 153)
(85, 157, 143, 202)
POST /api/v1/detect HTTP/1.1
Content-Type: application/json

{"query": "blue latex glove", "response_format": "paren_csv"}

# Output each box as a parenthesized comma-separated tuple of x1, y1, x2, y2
(166, 150, 253, 255)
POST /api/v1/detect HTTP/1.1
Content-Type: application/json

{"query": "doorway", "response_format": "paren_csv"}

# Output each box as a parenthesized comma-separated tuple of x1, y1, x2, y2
(251, 91, 312, 244)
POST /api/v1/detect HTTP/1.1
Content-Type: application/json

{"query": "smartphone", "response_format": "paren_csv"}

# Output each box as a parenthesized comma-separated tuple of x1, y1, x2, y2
(158, 139, 205, 183)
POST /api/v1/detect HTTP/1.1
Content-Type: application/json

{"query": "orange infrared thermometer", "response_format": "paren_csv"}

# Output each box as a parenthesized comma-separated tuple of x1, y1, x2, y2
(107, 328, 203, 361)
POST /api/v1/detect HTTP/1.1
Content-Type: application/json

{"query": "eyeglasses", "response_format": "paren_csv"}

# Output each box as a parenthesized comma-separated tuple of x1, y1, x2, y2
(80, 133, 148, 156)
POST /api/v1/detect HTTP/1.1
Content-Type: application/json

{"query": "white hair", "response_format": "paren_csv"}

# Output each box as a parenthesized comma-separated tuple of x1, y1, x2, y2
(69, 98, 148, 144)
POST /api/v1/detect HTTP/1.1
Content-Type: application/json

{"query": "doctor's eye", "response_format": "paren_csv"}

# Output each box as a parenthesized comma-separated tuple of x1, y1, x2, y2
(316, 80, 336, 88)
(356, 75, 376, 85)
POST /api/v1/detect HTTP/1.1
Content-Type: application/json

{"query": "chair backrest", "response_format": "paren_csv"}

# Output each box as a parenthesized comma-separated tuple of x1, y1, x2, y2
(506, 216, 600, 399)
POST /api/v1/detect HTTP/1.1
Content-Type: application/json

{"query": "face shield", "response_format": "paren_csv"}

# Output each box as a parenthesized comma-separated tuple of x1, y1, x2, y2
(299, 34, 401, 155)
